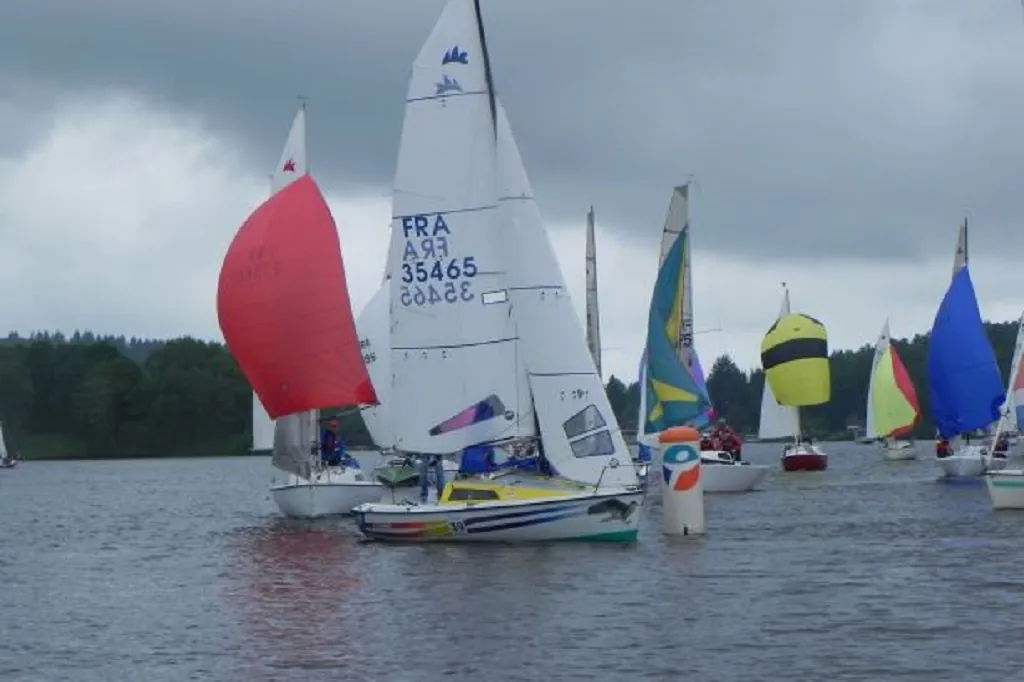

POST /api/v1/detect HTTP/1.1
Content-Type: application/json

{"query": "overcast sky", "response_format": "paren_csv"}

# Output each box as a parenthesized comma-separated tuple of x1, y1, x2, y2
(1, 0, 1023, 383)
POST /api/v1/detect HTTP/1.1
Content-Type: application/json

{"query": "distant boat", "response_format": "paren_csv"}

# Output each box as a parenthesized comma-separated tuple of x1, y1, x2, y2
(865, 320, 921, 461)
(929, 219, 1008, 478)
(759, 285, 831, 472)
(217, 102, 383, 518)
(0, 423, 16, 469)
(637, 184, 768, 492)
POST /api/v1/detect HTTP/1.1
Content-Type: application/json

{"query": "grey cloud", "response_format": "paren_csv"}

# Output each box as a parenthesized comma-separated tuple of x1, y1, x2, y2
(2, 0, 1024, 260)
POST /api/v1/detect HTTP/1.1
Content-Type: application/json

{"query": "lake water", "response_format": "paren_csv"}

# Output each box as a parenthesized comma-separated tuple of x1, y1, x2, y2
(2, 442, 1024, 681)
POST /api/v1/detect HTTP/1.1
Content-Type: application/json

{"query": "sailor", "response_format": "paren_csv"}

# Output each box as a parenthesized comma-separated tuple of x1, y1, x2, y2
(418, 454, 446, 503)
(321, 420, 339, 466)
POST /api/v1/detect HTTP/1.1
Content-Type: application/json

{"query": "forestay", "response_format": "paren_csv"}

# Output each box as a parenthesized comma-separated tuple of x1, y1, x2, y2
(496, 101, 637, 489)
(387, 0, 533, 453)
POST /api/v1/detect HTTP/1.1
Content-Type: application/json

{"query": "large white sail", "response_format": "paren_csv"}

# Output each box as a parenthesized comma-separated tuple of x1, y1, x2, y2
(864, 319, 890, 440)
(496, 101, 637, 489)
(997, 313, 1024, 434)
(584, 207, 602, 377)
(758, 289, 799, 439)
(356, 286, 396, 450)
(386, 0, 533, 454)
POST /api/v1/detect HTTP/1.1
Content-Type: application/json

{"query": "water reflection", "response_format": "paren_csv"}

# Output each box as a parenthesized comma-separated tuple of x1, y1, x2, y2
(225, 519, 361, 677)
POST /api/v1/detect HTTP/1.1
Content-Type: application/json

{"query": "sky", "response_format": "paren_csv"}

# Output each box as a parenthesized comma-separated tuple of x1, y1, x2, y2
(1, 0, 1024, 383)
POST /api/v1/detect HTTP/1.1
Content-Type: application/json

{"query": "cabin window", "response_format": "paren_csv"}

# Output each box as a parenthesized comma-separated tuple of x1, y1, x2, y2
(448, 487, 500, 501)
(568, 429, 615, 458)
(562, 405, 607, 440)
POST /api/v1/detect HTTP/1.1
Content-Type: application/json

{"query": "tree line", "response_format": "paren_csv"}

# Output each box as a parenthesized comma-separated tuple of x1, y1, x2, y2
(1, 321, 1018, 458)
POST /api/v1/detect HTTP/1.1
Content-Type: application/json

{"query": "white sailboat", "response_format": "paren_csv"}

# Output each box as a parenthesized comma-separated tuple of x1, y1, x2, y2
(637, 184, 768, 492)
(219, 102, 384, 518)
(759, 285, 828, 471)
(865, 320, 921, 461)
(0, 423, 16, 469)
(985, 313, 1024, 508)
(353, 0, 642, 542)
(932, 219, 1008, 478)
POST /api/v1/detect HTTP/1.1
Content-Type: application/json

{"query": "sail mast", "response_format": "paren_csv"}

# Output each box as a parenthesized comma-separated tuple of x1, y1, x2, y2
(585, 206, 602, 377)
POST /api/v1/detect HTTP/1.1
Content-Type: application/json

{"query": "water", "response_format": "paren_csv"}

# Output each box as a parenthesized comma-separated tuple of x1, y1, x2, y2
(3, 442, 1024, 681)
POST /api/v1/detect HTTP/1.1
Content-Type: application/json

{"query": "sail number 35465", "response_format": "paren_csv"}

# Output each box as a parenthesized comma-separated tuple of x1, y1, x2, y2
(400, 256, 478, 307)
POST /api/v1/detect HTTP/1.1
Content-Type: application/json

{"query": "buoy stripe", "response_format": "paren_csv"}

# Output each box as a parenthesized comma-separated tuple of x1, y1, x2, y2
(761, 338, 828, 371)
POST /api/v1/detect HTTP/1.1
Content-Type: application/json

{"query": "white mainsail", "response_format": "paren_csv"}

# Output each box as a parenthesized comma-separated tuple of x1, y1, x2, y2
(356, 286, 396, 451)
(386, 0, 534, 454)
(496, 101, 636, 488)
(757, 289, 799, 439)
(584, 207, 602, 377)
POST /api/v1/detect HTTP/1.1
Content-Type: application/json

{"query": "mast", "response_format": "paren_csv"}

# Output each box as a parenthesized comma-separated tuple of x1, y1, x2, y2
(585, 206, 602, 377)
(473, 0, 498, 136)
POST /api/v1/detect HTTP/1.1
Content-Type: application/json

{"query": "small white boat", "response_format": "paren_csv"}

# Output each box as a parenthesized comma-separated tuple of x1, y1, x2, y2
(929, 220, 1008, 480)
(272, 464, 385, 518)
(936, 444, 1007, 478)
(864, 320, 922, 462)
(880, 439, 917, 461)
(0, 423, 16, 468)
(699, 449, 769, 492)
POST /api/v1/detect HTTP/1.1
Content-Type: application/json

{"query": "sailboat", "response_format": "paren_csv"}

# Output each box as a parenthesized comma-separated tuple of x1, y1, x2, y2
(636, 184, 769, 492)
(865, 320, 921, 461)
(0, 423, 16, 469)
(217, 103, 384, 518)
(985, 313, 1024, 507)
(352, 0, 643, 543)
(759, 286, 830, 471)
(585, 206, 602, 377)
(930, 219, 1008, 478)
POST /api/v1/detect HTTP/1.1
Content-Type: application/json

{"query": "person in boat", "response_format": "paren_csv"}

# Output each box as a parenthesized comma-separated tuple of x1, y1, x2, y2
(995, 432, 1010, 454)
(321, 420, 341, 467)
(936, 438, 951, 458)
(418, 453, 446, 503)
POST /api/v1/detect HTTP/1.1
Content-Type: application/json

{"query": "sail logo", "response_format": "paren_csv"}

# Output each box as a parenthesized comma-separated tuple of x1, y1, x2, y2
(441, 45, 469, 65)
(662, 444, 700, 491)
(435, 75, 463, 96)
(281, 158, 296, 172)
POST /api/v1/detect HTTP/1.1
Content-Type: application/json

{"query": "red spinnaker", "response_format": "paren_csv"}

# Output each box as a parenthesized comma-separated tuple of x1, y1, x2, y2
(890, 345, 920, 438)
(216, 174, 377, 418)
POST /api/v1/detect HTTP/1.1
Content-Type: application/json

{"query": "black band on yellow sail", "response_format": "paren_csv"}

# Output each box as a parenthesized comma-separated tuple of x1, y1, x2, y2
(761, 338, 828, 371)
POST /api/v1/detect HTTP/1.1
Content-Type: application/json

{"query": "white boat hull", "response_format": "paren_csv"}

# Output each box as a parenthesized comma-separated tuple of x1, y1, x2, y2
(353, 489, 643, 543)
(638, 444, 766, 493)
(271, 467, 384, 519)
(935, 445, 1008, 478)
(880, 440, 917, 461)
(986, 469, 1024, 509)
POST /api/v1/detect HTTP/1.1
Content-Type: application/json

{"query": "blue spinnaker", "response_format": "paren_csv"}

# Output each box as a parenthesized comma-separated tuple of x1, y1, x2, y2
(927, 267, 1005, 439)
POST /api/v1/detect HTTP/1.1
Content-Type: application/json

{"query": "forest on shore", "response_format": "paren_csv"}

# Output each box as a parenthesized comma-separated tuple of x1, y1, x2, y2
(0, 321, 1019, 459)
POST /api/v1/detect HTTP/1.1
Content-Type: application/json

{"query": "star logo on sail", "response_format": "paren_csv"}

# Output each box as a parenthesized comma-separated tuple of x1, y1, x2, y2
(441, 45, 469, 65)
(435, 75, 463, 96)
(282, 159, 296, 172)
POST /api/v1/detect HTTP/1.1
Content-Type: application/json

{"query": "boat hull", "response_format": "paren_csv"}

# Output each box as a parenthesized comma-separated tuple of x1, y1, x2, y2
(985, 469, 1024, 509)
(0, 460, 16, 469)
(781, 446, 828, 472)
(935, 446, 1008, 478)
(700, 451, 769, 492)
(271, 469, 384, 518)
(881, 441, 917, 461)
(353, 490, 643, 543)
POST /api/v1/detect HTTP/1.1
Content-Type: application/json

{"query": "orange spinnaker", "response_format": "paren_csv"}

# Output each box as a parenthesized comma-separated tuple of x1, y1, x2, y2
(216, 174, 377, 418)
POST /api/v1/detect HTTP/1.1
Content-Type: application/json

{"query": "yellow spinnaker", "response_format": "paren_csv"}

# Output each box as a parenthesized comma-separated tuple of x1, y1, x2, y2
(760, 313, 830, 407)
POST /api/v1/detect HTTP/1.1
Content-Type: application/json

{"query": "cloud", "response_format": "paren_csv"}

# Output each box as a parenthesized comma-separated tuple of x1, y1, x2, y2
(2, 0, 1024, 259)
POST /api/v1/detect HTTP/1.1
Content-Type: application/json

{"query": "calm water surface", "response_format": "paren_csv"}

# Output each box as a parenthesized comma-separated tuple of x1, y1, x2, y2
(2, 443, 1024, 681)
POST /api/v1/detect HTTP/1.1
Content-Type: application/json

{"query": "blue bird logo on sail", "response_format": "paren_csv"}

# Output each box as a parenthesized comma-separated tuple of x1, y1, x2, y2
(442, 45, 469, 65)
(642, 230, 710, 434)
(435, 75, 463, 96)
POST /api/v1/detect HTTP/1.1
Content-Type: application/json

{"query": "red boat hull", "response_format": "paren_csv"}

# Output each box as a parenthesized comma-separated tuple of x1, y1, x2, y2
(781, 452, 828, 472)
